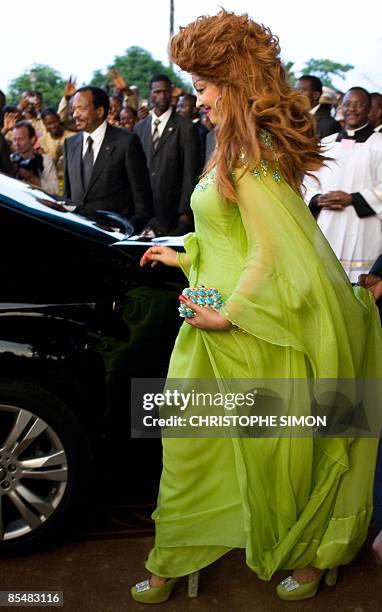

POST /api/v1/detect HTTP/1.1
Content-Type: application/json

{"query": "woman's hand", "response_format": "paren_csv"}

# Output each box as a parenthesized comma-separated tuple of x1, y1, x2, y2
(179, 297, 232, 331)
(140, 245, 179, 268)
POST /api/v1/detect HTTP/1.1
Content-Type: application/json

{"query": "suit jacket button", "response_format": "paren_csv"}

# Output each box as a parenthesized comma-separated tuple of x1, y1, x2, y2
(152, 171, 156, 176)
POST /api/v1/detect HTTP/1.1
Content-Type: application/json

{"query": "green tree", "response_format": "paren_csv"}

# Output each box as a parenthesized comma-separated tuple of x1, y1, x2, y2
(7, 64, 65, 108)
(89, 69, 108, 89)
(283, 61, 297, 86)
(90, 46, 190, 98)
(301, 59, 354, 88)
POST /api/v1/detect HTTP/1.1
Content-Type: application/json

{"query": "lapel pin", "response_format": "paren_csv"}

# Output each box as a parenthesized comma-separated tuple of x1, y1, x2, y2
(168, 127, 174, 132)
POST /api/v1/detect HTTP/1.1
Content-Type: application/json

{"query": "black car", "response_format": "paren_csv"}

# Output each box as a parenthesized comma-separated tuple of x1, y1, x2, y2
(0, 173, 184, 553)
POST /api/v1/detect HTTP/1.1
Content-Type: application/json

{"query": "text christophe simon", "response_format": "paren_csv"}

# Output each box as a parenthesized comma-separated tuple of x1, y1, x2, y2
(140, 390, 327, 429)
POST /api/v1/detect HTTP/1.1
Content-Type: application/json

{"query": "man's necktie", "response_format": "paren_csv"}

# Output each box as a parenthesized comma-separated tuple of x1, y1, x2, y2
(82, 136, 94, 191)
(152, 118, 161, 150)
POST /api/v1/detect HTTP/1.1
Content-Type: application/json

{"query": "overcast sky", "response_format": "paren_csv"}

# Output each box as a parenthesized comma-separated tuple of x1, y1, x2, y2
(1, 0, 381, 95)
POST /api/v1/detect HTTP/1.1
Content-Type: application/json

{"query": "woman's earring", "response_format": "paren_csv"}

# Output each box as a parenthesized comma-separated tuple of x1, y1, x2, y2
(214, 96, 222, 111)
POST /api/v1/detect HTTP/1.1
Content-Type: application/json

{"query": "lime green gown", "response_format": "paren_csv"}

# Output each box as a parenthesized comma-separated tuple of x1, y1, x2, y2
(145, 163, 382, 581)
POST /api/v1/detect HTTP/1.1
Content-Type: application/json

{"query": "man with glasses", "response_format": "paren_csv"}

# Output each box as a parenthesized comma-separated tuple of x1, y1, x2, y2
(304, 87, 382, 281)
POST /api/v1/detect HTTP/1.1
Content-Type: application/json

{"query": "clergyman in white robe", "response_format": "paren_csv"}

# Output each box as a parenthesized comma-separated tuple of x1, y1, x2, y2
(304, 125, 382, 282)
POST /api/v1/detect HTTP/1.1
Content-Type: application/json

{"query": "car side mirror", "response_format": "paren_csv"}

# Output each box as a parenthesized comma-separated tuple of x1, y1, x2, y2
(94, 210, 134, 236)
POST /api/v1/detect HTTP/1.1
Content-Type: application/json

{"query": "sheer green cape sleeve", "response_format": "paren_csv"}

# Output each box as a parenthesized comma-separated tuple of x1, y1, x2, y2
(222, 170, 382, 379)
(176, 233, 199, 282)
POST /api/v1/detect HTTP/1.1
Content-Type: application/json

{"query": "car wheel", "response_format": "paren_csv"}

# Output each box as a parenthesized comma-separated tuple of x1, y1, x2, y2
(0, 378, 91, 554)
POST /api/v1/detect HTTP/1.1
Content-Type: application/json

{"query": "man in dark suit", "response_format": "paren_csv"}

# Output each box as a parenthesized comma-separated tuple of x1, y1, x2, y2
(369, 92, 382, 132)
(297, 75, 340, 139)
(0, 89, 6, 128)
(205, 129, 216, 164)
(358, 258, 382, 561)
(176, 94, 209, 162)
(64, 86, 152, 232)
(134, 75, 202, 236)
(0, 133, 14, 176)
(358, 255, 382, 316)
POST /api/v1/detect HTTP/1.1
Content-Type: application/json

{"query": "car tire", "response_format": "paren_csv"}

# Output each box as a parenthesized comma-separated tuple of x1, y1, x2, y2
(0, 378, 91, 554)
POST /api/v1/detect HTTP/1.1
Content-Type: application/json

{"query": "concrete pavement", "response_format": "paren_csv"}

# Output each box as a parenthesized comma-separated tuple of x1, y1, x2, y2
(0, 533, 381, 611)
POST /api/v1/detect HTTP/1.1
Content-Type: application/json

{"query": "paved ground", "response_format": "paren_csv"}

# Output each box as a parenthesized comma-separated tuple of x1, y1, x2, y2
(0, 530, 381, 612)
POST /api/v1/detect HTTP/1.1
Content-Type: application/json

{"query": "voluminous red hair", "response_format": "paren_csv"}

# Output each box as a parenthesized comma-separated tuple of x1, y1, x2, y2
(170, 10, 323, 199)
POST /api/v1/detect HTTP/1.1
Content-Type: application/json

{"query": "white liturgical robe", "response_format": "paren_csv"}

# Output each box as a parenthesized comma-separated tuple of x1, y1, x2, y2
(304, 129, 382, 281)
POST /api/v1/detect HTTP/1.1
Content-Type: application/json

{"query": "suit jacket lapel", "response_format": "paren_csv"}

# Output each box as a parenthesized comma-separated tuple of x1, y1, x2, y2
(142, 117, 153, 161)
(72, 135, 84, 193)
(153, 111, 177, 156)
(85, 124, 115, 194)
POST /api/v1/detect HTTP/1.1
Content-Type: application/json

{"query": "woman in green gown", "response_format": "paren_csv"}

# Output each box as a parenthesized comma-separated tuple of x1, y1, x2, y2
(131, 10, 382, 604)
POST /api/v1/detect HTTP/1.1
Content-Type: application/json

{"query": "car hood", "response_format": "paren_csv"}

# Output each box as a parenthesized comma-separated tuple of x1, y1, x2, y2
(0, 172, 128, 245)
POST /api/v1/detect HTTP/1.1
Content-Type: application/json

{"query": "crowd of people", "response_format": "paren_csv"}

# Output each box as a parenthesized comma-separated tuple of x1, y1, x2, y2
(1, 68, 381, 246)
(0, 72, 214, 234)
(1, 20, 382, 603)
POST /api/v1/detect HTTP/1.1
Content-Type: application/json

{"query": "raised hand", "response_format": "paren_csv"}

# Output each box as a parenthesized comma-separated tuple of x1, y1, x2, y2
(138, 105, 149, 120)
(64, 75, 77, 98)
(108, 69, 132, 94)
(2, 112, 18, 132)
(17, 95, 29, 112)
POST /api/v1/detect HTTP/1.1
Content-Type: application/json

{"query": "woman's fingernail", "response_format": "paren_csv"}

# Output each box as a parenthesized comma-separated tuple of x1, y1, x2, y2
(179, 295, 188, 303)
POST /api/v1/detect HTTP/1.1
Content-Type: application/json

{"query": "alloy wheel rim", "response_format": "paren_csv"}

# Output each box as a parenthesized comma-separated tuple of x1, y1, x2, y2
(0, 404, 68, 541)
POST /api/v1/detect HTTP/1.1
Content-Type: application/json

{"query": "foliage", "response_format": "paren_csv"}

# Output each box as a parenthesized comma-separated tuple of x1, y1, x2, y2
(283, 61, 297, 86)
(90, 46, 190, 98)
(7, 64, 65, 108)
(301, 59, 354, 88)
(6, 54, 353, 112)
(89, 70, 107, 89)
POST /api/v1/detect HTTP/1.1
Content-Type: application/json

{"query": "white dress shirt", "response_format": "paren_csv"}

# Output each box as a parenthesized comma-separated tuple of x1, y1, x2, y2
(310, 104, 320, 115)
(40, 154, 59, 194)
(82, 120, 107, 163)
(150, 107, 172, 139)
